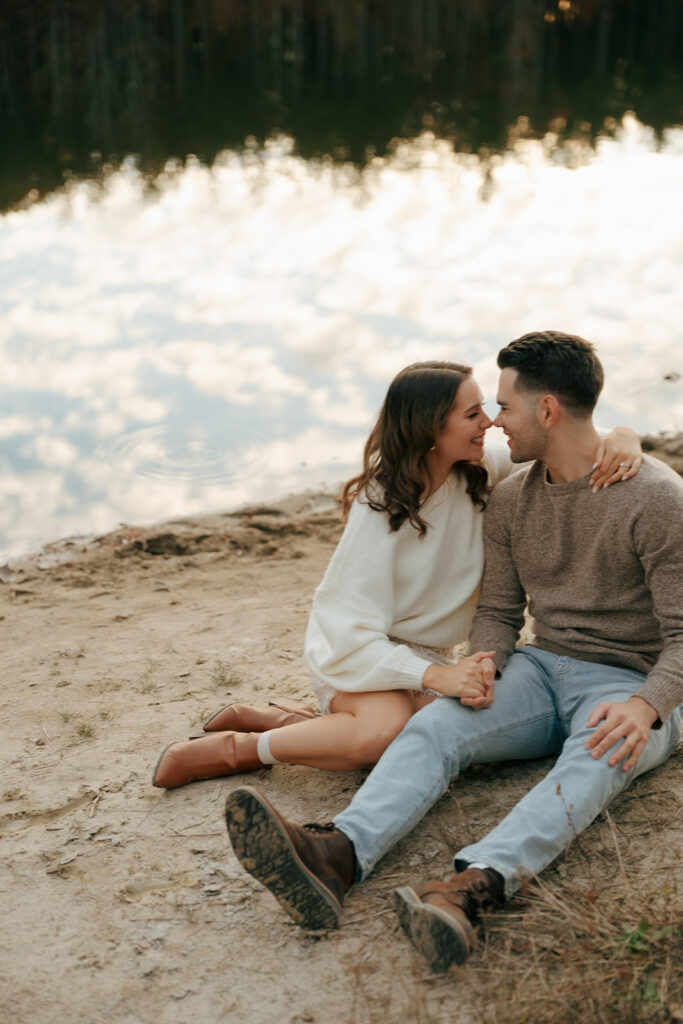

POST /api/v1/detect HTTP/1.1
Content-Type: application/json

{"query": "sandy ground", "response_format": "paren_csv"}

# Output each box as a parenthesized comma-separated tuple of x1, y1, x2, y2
(1, 436, 682, 1024)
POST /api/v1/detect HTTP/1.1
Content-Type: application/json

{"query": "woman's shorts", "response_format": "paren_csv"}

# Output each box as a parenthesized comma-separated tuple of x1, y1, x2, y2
(309, 637, 462, 716)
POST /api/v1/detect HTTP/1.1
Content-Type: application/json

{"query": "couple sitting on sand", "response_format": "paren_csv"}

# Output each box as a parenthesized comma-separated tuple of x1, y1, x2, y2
(154, 331, 683, 971)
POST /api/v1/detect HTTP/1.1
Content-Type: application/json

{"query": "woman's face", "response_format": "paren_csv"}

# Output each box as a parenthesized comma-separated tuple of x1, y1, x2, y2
(432, 376, 492, 465)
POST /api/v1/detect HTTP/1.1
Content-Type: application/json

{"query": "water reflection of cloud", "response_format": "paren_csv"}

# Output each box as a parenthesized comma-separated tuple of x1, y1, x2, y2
(1, 115, 681, 558)
(159, 341, 306, 405)
(0, 415, 41, 439)
(26, 435, 79, 468)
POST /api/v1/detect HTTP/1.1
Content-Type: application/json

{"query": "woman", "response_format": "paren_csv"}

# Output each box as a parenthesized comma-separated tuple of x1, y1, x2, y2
(153, 361, 640, 788)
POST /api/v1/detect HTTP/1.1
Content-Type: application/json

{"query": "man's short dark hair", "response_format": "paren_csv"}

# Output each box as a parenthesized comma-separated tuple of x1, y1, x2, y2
(497, 331, 604, 416)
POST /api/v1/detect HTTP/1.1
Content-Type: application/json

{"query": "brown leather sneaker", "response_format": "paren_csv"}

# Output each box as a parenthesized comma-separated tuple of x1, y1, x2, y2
(225, 786, 356, 931)
(394, 867, 504, 972)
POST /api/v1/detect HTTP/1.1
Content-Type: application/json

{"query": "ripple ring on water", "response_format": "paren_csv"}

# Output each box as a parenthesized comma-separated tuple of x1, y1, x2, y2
(96, 423, 269, 485)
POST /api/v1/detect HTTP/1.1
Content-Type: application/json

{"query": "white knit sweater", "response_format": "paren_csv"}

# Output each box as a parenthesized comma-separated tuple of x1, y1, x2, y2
(304, 442, 515, 694)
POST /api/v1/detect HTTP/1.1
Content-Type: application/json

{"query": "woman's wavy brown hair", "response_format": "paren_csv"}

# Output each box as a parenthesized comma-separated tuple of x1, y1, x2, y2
(341, 361, 489, 536)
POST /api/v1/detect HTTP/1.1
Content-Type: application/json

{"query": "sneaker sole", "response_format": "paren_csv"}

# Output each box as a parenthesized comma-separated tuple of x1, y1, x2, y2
(224, 786, 341, 931)
(394, 886, 472, 972)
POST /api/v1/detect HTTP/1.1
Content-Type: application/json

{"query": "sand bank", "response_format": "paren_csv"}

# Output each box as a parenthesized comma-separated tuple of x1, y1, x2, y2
(1, 437, 682, 1023)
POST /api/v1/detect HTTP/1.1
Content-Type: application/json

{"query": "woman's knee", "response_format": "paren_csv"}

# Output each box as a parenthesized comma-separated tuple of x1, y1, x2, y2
(350, 706, 414, 766)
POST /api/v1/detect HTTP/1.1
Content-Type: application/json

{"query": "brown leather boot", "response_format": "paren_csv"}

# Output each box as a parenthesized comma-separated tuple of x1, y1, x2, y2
(224, 786, 357, 931)
(152, 732, 263, 789)
(394, 867, 504, 972)
(202, 697, 316, 733)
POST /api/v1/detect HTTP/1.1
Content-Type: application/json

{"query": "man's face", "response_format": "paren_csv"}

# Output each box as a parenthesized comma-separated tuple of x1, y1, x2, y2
(493, 368, 548, 463)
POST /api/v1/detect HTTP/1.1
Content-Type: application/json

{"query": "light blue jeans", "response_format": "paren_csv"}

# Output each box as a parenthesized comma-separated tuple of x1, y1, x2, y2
(334, 647, 682, 898)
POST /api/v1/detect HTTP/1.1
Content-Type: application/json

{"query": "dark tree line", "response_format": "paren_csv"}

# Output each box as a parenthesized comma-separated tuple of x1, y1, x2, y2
(1, 0, 681, 208)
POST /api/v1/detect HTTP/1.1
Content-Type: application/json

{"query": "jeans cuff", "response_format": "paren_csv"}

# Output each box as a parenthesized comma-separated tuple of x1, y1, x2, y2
(453, 853, 519, 900)
(334, 821, 370, 883)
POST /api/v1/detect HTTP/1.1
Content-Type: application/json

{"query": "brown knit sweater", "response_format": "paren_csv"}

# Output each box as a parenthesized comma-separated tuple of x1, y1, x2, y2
(469, 454, 683, 722)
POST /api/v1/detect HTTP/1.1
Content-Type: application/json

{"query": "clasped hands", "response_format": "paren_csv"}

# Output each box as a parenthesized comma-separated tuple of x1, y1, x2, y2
(422, 651, 496, 709)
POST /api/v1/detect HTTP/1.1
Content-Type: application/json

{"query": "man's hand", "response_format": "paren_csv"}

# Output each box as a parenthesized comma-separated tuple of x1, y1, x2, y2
(422, 651, 496, 709)
(585, 695, 658, 771)
(460, 652, 496, 709)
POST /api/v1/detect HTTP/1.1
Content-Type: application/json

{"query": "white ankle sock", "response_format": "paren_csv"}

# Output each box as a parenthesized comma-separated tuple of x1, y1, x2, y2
(256, 730, 282, 765)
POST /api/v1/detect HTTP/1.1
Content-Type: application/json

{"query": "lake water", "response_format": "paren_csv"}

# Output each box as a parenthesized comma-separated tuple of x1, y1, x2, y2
(1, 114, 682, 562)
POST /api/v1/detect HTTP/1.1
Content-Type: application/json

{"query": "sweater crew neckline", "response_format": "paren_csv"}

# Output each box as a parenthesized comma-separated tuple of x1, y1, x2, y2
(540, 465, 594, 495)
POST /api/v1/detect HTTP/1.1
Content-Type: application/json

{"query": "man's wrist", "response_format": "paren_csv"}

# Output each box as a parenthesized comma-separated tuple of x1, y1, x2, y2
(629, 695, 659, 726)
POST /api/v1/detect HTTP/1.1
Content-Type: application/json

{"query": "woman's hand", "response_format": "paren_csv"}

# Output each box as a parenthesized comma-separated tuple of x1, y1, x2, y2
(590, 426, 642, 492)
(422, 651, 496, 709)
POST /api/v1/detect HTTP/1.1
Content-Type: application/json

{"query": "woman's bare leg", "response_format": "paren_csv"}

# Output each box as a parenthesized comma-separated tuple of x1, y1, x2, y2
(268, 689, 427, 770)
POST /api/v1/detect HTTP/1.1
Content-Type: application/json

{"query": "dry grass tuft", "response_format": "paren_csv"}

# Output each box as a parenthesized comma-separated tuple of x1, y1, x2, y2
(209, 658, 244, 689)
(472, 869, 682, 1023)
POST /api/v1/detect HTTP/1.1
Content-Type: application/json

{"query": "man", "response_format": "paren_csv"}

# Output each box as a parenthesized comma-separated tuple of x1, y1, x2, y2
(223, 331, 683, 971)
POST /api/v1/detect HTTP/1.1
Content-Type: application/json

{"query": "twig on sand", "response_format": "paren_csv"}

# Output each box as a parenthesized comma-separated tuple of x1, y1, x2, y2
(343, 906, 395, 927)
(170, 829, 223, 837)
(604, 808, 630, 892)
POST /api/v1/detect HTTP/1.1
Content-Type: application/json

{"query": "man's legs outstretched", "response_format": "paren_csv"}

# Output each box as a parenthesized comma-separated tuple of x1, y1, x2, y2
(334, 649, 562, 878)
(225, 650, 561, 930)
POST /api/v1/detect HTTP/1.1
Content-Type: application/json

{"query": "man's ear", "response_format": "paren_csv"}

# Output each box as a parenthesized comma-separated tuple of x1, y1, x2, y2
(536, 394, 561, 428)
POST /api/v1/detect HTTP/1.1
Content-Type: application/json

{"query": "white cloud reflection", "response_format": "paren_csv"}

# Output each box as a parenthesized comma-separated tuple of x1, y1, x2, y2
(0, 114, 681, 559)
